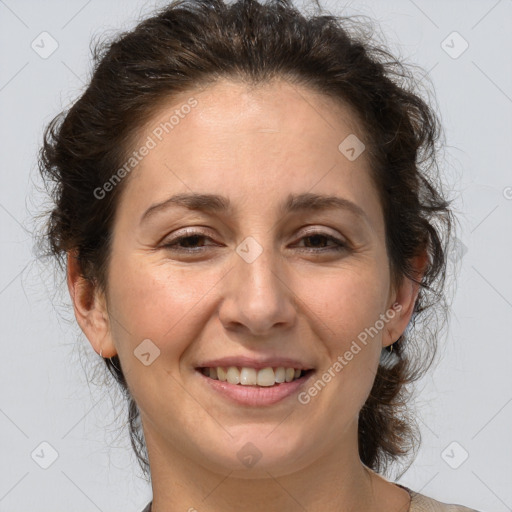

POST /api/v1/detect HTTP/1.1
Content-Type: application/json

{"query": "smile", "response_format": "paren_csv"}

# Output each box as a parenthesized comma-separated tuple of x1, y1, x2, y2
(195, 366, 315, 406)
(198, 366, 309, 386)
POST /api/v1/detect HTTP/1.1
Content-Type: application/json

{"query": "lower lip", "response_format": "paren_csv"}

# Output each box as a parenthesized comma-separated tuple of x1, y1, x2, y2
(195, 369, 315, 406)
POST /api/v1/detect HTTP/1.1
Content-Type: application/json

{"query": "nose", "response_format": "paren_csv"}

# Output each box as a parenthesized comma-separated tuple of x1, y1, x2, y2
(218, 241, 297, 337)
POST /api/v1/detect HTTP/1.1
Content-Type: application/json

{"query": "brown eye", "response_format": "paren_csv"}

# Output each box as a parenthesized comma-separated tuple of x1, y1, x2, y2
(294, 232, 348, 252)
(162, 230, 217, 252)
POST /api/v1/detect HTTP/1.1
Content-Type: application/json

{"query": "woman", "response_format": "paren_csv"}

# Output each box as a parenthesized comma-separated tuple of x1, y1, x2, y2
(37, 0, 482, 510)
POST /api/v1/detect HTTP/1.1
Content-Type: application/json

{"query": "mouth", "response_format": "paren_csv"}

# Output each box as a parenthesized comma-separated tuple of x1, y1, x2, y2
(195, 366, 314, 387)
(194, 366, 316, 406)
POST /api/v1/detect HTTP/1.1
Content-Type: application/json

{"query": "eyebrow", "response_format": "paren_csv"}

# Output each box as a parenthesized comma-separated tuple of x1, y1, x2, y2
(140, 192, 370, 225)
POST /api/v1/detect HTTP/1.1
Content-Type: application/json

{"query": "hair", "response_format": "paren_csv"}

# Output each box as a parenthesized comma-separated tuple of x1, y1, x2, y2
(37, 0, 455, 481)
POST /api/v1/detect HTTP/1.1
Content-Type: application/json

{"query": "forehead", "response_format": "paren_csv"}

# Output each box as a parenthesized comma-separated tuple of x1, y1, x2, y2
(117, 78, 382, 231)
(145, 78, 366, 156)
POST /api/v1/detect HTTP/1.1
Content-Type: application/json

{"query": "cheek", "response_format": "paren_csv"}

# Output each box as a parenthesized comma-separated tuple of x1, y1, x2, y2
(295, 265, 387, 394)
(107, 256, 222, 357)
(299, 265, 388, 343)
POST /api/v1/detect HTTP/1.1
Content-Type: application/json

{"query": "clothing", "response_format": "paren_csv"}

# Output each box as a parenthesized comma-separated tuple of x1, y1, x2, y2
(140, 484, 482, 511)
(396, 484, 481, 511)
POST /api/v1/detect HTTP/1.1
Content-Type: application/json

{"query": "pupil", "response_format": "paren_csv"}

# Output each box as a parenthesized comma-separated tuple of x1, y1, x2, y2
(183, 235, 202, 247)
(307, 235, 324, 247)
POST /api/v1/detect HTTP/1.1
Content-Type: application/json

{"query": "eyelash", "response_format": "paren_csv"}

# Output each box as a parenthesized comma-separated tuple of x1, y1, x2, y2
(161, 229, 348, 254)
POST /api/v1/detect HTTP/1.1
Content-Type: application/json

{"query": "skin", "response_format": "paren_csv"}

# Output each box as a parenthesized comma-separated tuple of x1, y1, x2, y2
(67, 79, 426, 512)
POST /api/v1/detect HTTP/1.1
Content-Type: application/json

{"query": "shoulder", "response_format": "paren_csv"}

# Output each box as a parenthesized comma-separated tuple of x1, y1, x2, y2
(140, 492, 484, 512)
(407, 487, 483, 512)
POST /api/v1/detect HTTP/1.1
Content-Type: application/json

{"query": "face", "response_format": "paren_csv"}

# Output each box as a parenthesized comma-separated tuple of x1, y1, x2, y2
(81, 79, 415, 478)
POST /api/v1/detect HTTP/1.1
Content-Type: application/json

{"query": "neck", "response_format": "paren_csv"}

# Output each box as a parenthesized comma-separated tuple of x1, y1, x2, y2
(144, 419, 398, 512)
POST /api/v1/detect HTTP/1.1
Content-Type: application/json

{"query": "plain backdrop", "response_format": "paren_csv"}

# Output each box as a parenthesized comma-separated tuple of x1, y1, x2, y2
(0, 0, 511, 511)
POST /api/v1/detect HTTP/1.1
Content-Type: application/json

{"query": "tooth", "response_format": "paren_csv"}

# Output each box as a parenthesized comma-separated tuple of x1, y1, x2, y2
(257, 367, 275, 387)
(217, 367, 227, 381)
(204, 366, 304, 385)
(274, 367, 286, 383)
(226, 366, 240, 384)
(240, 367, 257, 385)
(285, 368, 295, 382)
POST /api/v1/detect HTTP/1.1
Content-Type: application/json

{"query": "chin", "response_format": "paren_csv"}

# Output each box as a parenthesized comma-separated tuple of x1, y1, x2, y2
(194, 429, 313, 478)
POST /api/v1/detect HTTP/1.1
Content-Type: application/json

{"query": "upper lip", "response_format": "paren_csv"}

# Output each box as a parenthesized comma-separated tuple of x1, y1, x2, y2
(195, 356, 315, 371)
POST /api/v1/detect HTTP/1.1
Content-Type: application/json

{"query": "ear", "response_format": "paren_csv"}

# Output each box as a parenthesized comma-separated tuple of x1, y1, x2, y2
(382, 249, 429, 348)
(66, 250, 117, 358)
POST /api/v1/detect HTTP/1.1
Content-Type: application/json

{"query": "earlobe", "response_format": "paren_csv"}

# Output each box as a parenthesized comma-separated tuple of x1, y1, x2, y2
(66, 251, 117, 358)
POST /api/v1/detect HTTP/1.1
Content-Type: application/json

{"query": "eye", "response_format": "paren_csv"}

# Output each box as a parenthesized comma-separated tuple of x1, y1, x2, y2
(293, 231, 348, 252)
(161, 230, 216, 252)
(161, 229, 349, 254)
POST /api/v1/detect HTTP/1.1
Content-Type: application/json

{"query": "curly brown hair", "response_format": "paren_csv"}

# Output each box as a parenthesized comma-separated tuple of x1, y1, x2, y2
(36, 0, 454, 481)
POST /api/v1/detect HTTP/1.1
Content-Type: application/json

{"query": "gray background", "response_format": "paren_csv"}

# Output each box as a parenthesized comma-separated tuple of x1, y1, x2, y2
(0, 0, 511, 511)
